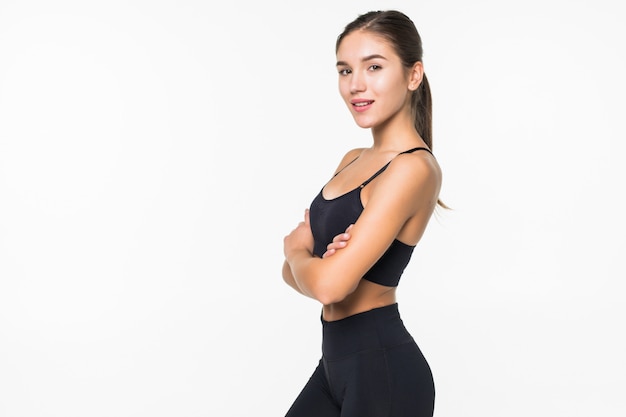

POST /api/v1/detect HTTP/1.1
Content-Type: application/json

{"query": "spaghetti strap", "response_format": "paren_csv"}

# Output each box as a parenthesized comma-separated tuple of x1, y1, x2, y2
(400, 147, 433, 156)
(360, 147, 433, 188)
(332, 154, 361, 178)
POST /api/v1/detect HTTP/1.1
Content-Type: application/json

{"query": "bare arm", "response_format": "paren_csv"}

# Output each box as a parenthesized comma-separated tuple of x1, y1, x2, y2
(282, 260, 307, 296)
(282, 224, 352, 296)
(284, 153, 441, 305)
(281, 148, 361, 297)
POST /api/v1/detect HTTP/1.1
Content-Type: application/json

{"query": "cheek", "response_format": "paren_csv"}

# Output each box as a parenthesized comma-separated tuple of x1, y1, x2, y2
(372, 75, 401, 94)
(375, 78, 410, 108)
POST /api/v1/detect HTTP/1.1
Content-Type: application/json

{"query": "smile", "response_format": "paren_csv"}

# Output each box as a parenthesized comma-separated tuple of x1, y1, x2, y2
(351, 100, 374, 112)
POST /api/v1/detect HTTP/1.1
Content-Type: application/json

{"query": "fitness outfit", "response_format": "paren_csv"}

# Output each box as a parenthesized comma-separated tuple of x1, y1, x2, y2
(285, 148, 435, 417)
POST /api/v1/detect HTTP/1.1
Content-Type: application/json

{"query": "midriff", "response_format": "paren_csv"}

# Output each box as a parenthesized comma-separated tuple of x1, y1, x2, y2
(322, 279, 397, 322)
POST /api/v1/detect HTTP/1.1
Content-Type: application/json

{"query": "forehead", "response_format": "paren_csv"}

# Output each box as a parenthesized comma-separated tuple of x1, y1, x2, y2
(336, 30, 396, 61)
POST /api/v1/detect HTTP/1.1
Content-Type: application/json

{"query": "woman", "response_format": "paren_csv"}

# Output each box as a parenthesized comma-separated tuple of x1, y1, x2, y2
(283, 10, 443, 417)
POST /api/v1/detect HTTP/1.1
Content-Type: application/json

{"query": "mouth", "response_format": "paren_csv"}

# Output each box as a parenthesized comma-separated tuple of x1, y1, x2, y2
(351, 100, 374, 112)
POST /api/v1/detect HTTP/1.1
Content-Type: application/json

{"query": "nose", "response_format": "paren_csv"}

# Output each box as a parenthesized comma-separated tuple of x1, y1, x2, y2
(349, 72, 366, 94)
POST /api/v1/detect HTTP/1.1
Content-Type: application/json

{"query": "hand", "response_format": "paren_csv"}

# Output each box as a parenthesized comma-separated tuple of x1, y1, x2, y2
(283, 209, 315, 259)
(322, 224, 353, 258)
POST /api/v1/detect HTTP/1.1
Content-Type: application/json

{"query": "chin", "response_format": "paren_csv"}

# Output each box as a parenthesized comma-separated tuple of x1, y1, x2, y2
(352, 116, 377, 129)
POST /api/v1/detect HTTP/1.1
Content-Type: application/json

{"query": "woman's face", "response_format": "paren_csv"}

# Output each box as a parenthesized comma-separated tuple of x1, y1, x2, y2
(336, 30, 415, 130)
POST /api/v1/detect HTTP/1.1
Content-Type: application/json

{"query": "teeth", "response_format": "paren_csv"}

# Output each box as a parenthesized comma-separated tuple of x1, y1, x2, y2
(354, 102, 371, 107)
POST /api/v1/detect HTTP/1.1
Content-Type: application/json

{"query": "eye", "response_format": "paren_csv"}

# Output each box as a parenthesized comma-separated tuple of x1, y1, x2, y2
(368, 64, 382, 71)
(338, 68, 352, 76)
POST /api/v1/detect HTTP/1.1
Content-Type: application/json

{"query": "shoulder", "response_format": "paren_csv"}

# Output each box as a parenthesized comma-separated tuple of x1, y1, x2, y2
(372, 150, 442, 207)
(333, 147, 366, 174)
(389, 149, 441, 184)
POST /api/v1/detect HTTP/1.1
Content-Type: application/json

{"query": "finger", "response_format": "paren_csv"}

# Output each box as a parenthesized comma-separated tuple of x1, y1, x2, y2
(304, 208, 310, 225)
(327, 241, 347, 251)
(322, 248, 335, 258)
(333, 233, 351, 243)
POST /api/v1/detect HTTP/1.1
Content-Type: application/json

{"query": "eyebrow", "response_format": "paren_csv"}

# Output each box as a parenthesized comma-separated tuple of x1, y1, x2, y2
(336, 54, 388, 67)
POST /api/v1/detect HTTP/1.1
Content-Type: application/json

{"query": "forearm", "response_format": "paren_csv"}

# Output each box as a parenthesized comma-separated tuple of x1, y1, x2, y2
(287, 249, 354, 305)
(283, 210, 358, 304)
(286, 249, 318, 298)
(282, 260, 302, 292)
(283, 259, 313, 298)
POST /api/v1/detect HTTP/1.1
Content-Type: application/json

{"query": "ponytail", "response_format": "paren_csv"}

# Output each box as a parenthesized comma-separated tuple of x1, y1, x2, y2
(413, 73, 448, 209)
(412, 73, 432, 150)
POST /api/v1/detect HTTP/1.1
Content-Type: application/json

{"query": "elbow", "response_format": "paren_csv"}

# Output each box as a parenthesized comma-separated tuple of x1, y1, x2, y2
(315, 292, 339, 306)
(309, 280, 355, 306)
(317, 293, 346, 306)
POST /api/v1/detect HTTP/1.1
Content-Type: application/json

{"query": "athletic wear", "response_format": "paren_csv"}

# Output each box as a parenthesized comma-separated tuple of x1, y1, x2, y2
(285, 304, 435, 417)
(308, 147, 433, 287)
(287, 147, 436, 416)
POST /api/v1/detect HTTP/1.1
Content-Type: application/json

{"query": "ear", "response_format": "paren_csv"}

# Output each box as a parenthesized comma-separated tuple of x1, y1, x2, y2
(408, 61, 424, 91)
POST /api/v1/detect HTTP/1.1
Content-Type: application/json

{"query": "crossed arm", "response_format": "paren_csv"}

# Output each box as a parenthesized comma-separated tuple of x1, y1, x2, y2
(282, 152, 440, 305)
(282, 223, 353, 298)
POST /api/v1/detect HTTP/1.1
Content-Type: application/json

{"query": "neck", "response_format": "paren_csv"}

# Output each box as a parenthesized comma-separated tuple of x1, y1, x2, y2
(370, 112, 423, 153)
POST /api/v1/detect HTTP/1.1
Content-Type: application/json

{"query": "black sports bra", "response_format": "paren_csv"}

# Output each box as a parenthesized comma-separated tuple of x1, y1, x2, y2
(308, 147, 433, 287)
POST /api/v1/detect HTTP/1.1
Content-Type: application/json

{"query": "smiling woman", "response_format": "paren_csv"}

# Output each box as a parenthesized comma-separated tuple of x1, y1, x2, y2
(282, 10, 445, 417)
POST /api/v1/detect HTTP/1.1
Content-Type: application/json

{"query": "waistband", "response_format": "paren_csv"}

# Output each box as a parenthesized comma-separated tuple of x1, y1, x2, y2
(321, 303, 414, 360)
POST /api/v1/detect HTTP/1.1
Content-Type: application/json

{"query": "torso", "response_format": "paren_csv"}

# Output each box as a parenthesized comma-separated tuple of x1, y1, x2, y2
(313, 146, 438, 322)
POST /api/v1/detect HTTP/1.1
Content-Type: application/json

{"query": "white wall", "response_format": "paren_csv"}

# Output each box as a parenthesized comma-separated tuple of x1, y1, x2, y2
(0, 0, 624, 416)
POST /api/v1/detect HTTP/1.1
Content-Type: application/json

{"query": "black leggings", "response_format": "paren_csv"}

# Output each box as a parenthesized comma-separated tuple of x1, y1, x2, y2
(285, 303, 435, 417)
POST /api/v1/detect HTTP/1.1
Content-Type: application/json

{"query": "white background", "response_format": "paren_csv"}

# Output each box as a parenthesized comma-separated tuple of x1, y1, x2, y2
(1, 0, 624, 416)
